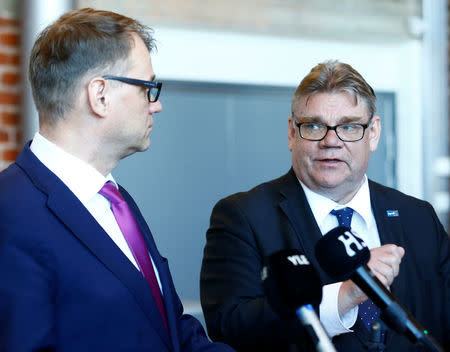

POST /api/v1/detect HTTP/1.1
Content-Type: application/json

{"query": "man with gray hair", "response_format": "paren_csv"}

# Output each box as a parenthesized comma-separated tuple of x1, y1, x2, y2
(0, 8, 233, 352)
(200, 60, 449, 351)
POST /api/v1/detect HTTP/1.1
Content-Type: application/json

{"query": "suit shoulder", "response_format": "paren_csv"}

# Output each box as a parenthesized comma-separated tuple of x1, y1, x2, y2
(369, 180, 433, 211)
(0, 163, 35, 200)
(215, 172, 289, 210)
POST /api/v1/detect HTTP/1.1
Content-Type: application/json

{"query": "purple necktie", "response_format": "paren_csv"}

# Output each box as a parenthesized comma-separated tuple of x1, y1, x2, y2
(330, 207, 382, 333)
(99, 181, 168, 331)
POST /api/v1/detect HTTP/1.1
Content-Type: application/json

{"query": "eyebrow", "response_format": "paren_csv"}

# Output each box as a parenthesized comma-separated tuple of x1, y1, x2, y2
(149, 74, 156, 82)
(297, 115, 366, 124)
(337, 116, 367, 123)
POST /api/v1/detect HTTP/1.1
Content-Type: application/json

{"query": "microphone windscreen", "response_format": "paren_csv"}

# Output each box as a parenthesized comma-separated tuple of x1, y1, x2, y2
(315, 226, 370, 281)
(262, 249, 322, 318)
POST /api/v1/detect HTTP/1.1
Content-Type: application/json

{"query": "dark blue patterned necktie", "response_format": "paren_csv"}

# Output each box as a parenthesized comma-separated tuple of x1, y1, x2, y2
(330, 207, 354, 228)
(330, 207, 381, 332)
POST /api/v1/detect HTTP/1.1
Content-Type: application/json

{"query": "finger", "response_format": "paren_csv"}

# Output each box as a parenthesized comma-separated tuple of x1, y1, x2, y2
(376, 252, 402, 271)
(380, 244, 405, 260)
(368, 261, 394, 286)
(370, 269, 389, 288)
(370, 255, 401, 279)
(371, 245, 404, 268)
(396, 246, 405, 258)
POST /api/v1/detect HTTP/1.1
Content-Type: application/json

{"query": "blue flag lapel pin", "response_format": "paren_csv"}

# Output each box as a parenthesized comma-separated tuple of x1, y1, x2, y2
(386, 210, 399, 217)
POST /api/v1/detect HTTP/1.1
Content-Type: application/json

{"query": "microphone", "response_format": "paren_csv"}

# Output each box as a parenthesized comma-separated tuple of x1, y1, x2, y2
(315, 226, 445, 352)
(261, 249, 337, 352)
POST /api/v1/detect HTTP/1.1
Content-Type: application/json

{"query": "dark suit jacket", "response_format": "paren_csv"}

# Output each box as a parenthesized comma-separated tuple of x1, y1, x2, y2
(0, 144, 234, 352)
(200, 169, 449, 352)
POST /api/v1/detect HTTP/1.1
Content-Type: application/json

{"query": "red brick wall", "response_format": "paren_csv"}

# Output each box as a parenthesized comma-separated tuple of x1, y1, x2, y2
(0, 15, 21, 171)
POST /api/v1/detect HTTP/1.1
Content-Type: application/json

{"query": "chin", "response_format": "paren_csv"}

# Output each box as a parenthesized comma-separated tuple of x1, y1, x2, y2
(312, 172, 347, 187)
(139, 139, 151, 152)
(123, 140, 151, 156)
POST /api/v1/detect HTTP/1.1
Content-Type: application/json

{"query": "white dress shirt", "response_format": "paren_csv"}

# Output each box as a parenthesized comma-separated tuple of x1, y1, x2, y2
(30, 132, 162, 291)
(299, 177, 381, 337)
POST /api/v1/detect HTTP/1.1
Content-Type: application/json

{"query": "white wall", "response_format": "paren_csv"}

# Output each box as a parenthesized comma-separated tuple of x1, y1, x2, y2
(21, 0, 74, 141)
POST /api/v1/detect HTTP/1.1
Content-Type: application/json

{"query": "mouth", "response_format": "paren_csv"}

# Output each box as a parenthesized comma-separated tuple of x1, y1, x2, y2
(147, 117, 154, 130)
(316, 158, 345, 165)
(320, 158, 341, 162)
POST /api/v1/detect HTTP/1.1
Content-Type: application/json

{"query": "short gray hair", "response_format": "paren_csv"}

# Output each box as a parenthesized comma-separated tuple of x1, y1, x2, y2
(291, 60, 376, 119)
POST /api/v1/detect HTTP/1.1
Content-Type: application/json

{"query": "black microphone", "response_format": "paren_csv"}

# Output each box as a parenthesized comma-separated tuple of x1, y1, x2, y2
(262, 249, 337, 352)
(315, 226, 445, 352)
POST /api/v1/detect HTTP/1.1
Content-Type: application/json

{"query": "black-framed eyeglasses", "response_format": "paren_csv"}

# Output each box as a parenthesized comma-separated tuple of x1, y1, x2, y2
(294, 120, 371, 142)
(103, 75, 162, 102)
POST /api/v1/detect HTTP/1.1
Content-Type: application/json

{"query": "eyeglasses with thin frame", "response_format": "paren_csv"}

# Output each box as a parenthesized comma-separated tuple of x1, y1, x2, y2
(294, 119, 371, 142)
(103, 75, 162, 102)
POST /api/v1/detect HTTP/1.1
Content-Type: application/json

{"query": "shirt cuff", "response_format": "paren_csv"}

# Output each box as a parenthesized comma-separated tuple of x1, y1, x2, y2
(319, 282, 358, 337)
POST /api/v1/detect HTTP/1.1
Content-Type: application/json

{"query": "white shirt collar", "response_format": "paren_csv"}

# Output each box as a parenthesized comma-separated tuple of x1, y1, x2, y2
(30, 132, 117, 204)
(299, 176, 374, 229)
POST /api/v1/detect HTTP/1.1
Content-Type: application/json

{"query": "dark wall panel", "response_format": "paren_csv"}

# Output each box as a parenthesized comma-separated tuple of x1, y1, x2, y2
(115, 81, 396, 304)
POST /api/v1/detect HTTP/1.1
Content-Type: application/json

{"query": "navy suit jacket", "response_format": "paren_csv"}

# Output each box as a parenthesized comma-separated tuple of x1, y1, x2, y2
(0, 144, 234, 352)
(200, 169, 449, 352)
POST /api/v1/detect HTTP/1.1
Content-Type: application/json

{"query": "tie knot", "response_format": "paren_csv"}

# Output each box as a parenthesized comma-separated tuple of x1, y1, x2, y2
(98, 181, 124, 205)
(330, 207, 354, 228)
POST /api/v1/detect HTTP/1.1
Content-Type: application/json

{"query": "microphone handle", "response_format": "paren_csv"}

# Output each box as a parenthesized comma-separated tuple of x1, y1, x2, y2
(296, 304, 337, 352)
(352, 266, 445, 352)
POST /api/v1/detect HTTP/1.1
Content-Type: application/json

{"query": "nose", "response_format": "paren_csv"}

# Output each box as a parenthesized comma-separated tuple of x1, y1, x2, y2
(320, 127, 343, 146)
(149, 100, 162, 114)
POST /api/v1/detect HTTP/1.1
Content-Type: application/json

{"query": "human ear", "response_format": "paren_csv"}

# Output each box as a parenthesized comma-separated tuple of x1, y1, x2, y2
(87, 77, 108, 118)
(288, 116, 296, 152)
(368, 115, 381, 152)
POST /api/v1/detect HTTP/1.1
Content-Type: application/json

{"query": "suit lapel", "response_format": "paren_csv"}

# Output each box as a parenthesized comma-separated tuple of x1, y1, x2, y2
(157, 258, 180, 352)
(369, 181, 407, 297)
(369, 181, 408, 347)
(16, 145, 172, 349)
(121, 188, 180, 351)
(276, 169, 329, 281)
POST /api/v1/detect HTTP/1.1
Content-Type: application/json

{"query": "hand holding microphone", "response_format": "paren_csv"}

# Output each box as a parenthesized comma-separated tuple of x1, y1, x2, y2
(367, 244, 404, 290)
(343, 244, 405, 306)
(315, 226, 445, 352)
